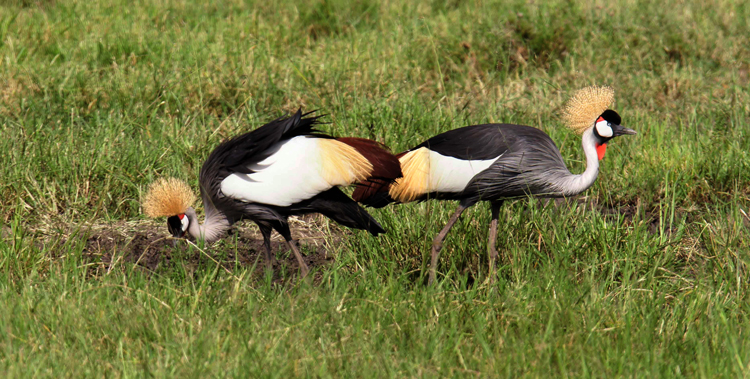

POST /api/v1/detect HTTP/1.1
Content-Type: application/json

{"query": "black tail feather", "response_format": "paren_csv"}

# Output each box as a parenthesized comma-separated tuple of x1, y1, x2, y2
(297, 187, 386, 236)
(357, 190, 396, 209)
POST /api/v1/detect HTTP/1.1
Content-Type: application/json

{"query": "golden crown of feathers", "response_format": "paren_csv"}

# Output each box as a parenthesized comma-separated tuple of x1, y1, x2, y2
(142, 177, 196, 218)
(562, 85, 615, 134)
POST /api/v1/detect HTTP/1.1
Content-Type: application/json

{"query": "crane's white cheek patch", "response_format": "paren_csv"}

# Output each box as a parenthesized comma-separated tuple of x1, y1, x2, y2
(220, 136, 340, 207)
(181, 215, 189, 232)
(595, 120, 613, 138)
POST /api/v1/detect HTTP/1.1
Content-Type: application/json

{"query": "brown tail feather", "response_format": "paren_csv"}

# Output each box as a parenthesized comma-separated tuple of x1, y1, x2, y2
(351, 152, 408, 208)
(352, 177, 392, 204)
(337, 138, 402, 203)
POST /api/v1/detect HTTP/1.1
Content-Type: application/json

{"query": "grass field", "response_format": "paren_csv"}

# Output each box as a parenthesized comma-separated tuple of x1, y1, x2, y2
(1, 0, 750, 376)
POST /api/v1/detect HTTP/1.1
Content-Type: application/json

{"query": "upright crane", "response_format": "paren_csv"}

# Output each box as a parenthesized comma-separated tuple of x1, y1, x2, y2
(354, 86, 636, 285)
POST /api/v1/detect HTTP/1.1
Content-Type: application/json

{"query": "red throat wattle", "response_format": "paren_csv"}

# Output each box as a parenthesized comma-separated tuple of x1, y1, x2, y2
(595, 143, 607, 160)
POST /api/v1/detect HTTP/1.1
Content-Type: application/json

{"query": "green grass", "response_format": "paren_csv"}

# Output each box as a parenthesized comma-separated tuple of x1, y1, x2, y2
(1, 0, 750, 376)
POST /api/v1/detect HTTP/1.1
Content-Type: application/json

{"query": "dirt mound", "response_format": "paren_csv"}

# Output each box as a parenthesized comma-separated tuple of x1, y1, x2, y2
(80, 215, 342, 282)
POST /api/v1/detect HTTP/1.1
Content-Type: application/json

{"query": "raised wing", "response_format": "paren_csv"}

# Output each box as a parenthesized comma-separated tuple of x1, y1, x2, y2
(209, 109, 325, 176)
(199, 110, 324, 206)
(203, 110, 400, 209)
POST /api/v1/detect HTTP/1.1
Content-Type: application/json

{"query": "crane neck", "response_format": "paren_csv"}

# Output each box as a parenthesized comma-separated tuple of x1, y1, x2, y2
(558, 128, 600, 196)
(184, 203, 230, 244)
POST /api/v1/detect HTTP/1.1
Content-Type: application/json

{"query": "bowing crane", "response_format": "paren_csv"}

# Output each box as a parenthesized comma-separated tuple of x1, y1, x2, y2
(143, 110, 401, 276)
(353, 86, 636, 285)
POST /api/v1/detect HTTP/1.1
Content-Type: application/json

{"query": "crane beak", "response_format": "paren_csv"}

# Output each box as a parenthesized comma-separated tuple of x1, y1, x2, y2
(166, 215, 188, 249)
(613, 124, 637, 136)
(169, 228, 186, 247)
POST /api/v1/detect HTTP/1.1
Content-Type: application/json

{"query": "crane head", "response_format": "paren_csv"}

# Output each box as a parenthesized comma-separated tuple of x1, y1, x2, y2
(591, 109, 636, 160)
(562, 86, 636, 159)
(593, 109, 636, 140)
(142, 177, 196, 239)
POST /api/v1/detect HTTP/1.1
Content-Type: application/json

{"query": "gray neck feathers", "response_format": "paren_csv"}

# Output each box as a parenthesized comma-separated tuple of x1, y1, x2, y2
(554, 128, 600, 196)
(185, 202, 230, 244)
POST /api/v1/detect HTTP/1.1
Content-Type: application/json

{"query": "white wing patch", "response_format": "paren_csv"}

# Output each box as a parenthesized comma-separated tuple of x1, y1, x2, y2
(220, 136, 363, 207)
(427, 150, 498, 193)
(389, 147, 499, 202)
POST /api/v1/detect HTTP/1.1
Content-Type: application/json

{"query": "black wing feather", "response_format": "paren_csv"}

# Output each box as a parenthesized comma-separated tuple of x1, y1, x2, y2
(198, 109, 326, 218)
(414, 124, 531, 160)
(283, 187, 386, 235)
(219, 109, 326, 173)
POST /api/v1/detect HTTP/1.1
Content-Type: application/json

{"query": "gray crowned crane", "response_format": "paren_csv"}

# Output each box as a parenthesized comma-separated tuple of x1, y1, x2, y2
(142, 110, 402, 277)
(353, 86, 636, 285)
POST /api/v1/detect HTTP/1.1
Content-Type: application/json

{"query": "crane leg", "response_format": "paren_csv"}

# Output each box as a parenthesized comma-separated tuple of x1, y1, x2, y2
(429, 205, 467, 286)
(257, 222, 276, 271)
(487, 200, 503, 284)
(285, 240, 310, 278)
(275, 223, 310, 278)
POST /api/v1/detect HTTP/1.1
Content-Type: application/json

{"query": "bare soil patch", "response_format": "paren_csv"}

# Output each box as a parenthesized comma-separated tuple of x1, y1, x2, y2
(79, 215, 344, 283)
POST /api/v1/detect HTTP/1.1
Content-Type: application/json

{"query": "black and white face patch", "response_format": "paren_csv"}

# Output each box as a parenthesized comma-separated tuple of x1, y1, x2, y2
(167, 214, 189, 237)
(595, 117, 613, 138)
